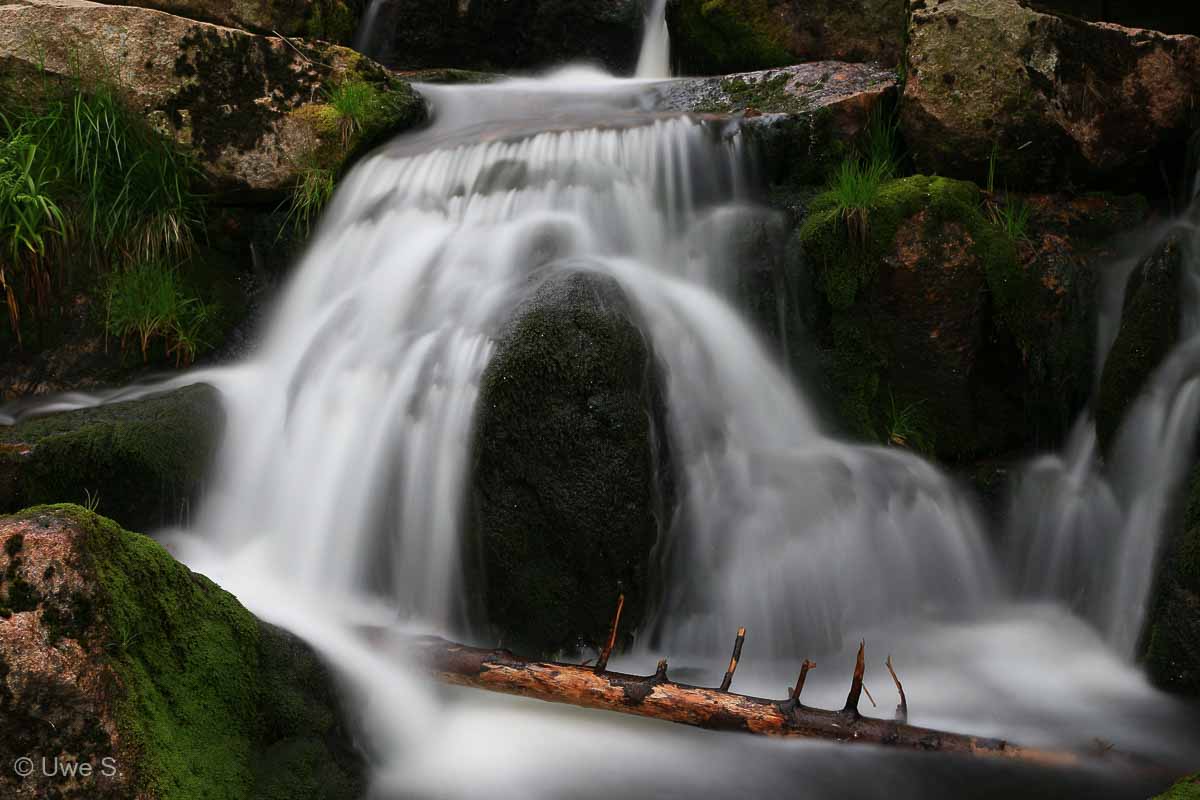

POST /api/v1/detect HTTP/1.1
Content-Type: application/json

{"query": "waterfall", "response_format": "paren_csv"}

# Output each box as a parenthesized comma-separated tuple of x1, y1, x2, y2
(1007, 194, 1200, 656)
(636, 0, 672, 79)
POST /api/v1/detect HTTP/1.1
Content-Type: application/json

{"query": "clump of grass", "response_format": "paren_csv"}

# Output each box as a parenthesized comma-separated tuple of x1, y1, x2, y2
(0, 130, 65, 342)
(326, 80, 382, 145)
(990, 194, 1031, 244)
(104, 260, 217, 366)
(1, 74, 205, 353)
(823, 106, 903, 245)
(885, 393, 934, 454)
(281, 166, 336, 238)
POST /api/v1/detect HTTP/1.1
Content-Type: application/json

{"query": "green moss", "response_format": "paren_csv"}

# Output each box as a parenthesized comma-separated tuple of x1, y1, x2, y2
(0, 385, 223, 530)
(1152, 774, 1200, 800)
(672, 0, 796, 74)
(711, 73, 813, 114)
(2, 504, 364, 798)
(305, 0, 359, 43)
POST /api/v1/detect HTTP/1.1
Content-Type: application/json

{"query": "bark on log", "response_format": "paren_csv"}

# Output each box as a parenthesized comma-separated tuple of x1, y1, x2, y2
(405, 635, 1155, 772)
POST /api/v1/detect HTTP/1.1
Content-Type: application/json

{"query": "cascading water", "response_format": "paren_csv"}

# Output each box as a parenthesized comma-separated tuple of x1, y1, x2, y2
(635, 0, 672, 79)
(6, 20, 1200, 800)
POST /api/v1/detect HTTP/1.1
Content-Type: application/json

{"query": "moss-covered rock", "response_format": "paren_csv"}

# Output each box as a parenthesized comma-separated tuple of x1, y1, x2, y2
(104, 0, 361, 42)
(901, 0, 1200, 190)
(0, 504, 364, 799)
(472, 271, 670, 657)
(0, 385, 223, 531)
(1095, 237, 1182, 448)
(1144, 467, 1200, 695)
(0, 1, 426, 199)
(360, 0, 644, 74)
(798, 175, 1014, 457)
(669, 0, 907, 75)
(1152, 774, 1200, 800)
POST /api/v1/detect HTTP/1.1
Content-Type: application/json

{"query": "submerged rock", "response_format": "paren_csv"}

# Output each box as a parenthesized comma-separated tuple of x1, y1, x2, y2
(472, 271, 670, 657)
(0, 0, 425, 199)
(358, 0, 644, 74)
(0, 504, 364, 799)
(0, 385, 223, 531)
(668, 0, 907, 75)
(901, 0, 1200, 190)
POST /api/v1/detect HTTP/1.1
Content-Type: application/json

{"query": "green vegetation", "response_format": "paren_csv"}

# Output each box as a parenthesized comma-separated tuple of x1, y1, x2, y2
(0, 504, 364, 798)
(104, 260, 218, 366)
(885, 393, 934, 454)
(0, 73, 214, 360)
(1151, 774, 1200, 800)
(673, 0, 795, 74)
(988, 194, 1031, 244)
(819, 107, 903, 250)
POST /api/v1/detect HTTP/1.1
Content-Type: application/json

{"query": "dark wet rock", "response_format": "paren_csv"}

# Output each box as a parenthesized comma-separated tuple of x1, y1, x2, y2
(0, 504, 365, 800)
(0, 0, 425, 199)
(901, 0, 1200, 191)
(472, 270, 670, 657)
(1029, 0, 1200, 37)
(668, 0, 907, 75)
(1095, 236, 1182, 448)
(358, 0, 644, 74)
(1144, 467, 1200, 696)
(0, 385, 223, 531)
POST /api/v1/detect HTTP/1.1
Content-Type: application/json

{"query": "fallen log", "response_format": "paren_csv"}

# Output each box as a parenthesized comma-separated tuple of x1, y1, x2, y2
(407, 634, 1097, 768)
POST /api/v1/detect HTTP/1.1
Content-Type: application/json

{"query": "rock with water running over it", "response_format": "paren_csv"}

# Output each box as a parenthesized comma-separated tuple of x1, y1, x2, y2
(667, 0, 908, 75)
(901, 0, 1200, 190)
(656, 62, 900, 186)
(99, 0, 361, 42)
(0, 385, 223, 532)
(0, 504, 365, 799)
(472, 270, 670, 657)
(1144, 467, 1200, 696)
(0, 0, 426, 200)
(355, 0, 645, 74)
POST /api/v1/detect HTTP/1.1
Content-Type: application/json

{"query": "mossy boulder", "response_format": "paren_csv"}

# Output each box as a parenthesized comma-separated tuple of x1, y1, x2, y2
(0, 385, 223, 531)
(472, 271, 670, 657)
(1152, 774, 1200, 800)
(0, 0, 426, 199)
(104, 0, 361, 42)
(0, 504, 364, 799)
(798, 175, 1012, 457)
(1095, 236, 1182, 448)
(901, 0, 1200, 190)
(795, 177, 1143, 458)
(668, 0, 907, 75)
(359, 0, 644, 73)
(1144, 467, 1200, 695)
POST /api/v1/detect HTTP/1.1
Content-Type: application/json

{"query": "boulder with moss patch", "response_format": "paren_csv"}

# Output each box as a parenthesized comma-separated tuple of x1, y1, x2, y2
(901, 0, 1200, 190)
(668, 0, 907, 75)
(358, 0, 644, 73)
(0, 385, 222, 531)
(0, 504, 364, 800)
(0, 0, 425, 199)
(472, 270, 670, 657)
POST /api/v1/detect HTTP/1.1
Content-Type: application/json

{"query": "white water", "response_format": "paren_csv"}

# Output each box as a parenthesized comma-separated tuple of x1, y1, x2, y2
(5, 21, 1200, 800)
(635, 0, 672, 79)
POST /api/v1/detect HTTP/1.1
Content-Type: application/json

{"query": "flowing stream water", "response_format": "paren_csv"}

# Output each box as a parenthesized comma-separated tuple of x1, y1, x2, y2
(6, 5, 1200, 797)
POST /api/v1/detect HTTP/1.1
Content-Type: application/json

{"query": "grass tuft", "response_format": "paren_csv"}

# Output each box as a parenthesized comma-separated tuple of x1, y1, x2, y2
(104, 260, 217, 366)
